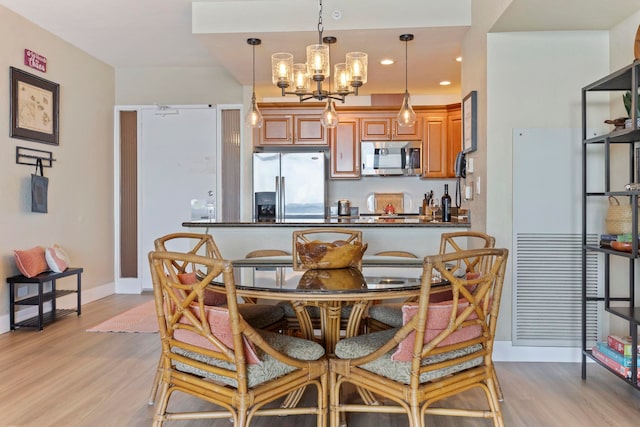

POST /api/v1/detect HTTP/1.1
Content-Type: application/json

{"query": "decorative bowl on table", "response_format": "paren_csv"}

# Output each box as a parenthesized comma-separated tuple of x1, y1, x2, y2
(297, 267, 367, 290)
(295, 239, 368, 270)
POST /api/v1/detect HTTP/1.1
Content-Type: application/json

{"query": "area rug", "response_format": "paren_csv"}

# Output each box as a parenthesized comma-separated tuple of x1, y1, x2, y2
(87, 300, 158, 333)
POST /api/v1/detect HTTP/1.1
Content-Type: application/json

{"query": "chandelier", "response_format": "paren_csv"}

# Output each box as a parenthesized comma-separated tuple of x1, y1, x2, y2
(270, 0, 368, 105)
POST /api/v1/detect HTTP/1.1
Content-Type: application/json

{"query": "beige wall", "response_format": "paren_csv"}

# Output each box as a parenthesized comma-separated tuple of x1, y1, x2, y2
(0, 6, 115, 329)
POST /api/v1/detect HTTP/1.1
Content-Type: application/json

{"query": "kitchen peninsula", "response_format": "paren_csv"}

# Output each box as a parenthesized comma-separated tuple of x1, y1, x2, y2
(182, 216, 470, 259)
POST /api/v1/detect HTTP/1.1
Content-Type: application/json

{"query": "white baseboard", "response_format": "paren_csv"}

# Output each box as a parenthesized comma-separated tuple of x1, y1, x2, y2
(493, 341, 583, 363)
(0, 281, 116, 334)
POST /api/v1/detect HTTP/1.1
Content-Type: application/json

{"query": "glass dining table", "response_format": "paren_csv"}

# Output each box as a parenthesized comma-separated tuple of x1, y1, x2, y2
(222, 255, 447, 355)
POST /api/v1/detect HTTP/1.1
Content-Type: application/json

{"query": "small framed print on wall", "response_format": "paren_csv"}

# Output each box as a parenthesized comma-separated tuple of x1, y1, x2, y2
(10, 66, 60, 145)
(462, 90, 477, 154)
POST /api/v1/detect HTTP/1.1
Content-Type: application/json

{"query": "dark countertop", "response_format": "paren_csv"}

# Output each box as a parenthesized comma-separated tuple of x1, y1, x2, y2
(182, 216, 471, 228)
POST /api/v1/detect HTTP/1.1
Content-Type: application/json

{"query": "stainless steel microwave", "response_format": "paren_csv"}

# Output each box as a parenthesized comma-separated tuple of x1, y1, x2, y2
(361, 140, 422, 176)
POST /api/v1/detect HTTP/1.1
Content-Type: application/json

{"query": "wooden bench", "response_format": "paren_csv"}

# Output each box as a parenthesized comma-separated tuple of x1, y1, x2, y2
(7, 268, 83, 330)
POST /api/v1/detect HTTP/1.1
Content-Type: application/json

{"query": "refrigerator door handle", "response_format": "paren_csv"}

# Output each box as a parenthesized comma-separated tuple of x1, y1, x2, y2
(274, 176, 280, 220)
(280, 176, 285, 220)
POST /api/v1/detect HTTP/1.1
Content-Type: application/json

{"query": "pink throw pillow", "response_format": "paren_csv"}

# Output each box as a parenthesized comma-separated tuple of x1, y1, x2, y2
(45, 245, 70, 273)
(14, 246, 49, 278)
(177, 272, 227, 306)
(391, 299, 482, 362)
(174, 303, 261, 364)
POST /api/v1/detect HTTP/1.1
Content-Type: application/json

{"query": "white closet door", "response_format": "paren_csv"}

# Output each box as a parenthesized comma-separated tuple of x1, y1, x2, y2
(140, 106, 217, 290)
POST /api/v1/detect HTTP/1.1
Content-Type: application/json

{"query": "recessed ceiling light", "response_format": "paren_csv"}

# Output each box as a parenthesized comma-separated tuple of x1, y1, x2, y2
(380, 59, 394, 65)
(456, 56, 462, 62)
(440, 81, 451, 86)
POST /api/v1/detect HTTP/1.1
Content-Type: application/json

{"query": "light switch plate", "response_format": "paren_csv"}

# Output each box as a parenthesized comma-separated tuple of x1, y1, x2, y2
(465, 184, 474, 200)
(476, 177, 481, 195)
(467, 158, 474, 174)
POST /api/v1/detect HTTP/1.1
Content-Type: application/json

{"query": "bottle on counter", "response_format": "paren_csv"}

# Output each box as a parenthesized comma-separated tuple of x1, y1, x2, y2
(422, 194, 429, 216)
(441, 184, 452, 222)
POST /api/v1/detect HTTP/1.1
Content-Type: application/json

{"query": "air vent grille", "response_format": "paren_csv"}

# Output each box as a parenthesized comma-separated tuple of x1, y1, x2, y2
(514, 233, 599, 346)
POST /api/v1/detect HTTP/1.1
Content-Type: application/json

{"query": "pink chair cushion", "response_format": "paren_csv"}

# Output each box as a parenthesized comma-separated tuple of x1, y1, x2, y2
(391, 299, 482, 362)
(174, 303, 261, 364)
(14, 246, 49, 278)
(177, 272, 227, 306)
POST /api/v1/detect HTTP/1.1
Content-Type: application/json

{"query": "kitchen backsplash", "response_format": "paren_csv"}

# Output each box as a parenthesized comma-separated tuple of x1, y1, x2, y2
(328, 176, 457, 215)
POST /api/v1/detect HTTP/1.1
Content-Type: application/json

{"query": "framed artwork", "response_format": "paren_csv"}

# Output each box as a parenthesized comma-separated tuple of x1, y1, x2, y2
(462, 90, 477, 154)
(10, 66, 59, 145)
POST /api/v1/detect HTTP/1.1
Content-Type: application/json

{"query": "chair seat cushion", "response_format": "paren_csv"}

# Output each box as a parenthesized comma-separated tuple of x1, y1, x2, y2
(173, 329, 325, 388)
(367, 303, 404, 328)
(334, 328, 483, 384)
(277, 301, 353, 319)
(238, 303, 285, 329)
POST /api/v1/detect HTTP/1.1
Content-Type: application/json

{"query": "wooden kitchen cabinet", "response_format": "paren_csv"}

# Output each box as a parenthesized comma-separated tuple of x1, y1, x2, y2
(446, 106, 462, 177)
(254, 108, 328, 147)
(361, 115, 422, 140)
(422, 112, 448, 178)
(330, 115, 360, 179)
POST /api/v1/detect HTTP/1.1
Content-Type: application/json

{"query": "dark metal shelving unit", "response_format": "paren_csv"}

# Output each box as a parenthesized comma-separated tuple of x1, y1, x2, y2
(582, 60, 640, 389)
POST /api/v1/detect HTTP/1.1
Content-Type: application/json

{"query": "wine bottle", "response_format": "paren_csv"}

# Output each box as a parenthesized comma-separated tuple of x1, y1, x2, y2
(422, 193, 428, 216)
(441, 184, 452, 222)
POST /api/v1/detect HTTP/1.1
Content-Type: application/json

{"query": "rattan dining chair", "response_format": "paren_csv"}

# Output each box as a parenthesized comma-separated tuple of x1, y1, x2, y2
(149, 251, 328, 427)
(243, 249, 291, 304)
(367, 231, 496, 332)
(330, 247, 508, 427)
(147, 233, 286, 405)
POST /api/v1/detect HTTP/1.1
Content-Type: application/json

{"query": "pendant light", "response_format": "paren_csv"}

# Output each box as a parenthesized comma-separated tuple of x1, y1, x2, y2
(397, 34, 416, 127)
(245, 38, 263, 128)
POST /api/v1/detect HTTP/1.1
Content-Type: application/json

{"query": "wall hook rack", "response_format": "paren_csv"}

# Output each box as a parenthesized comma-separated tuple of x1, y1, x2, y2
(16, 146, 56, 168)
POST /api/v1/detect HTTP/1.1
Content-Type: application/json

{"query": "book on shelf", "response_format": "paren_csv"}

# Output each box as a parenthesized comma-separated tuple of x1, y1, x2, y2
(600, 234, 619, 242)
(591, 346, 640, 380)
(595, 342, 640, 367)
(607, 335, 640, 357)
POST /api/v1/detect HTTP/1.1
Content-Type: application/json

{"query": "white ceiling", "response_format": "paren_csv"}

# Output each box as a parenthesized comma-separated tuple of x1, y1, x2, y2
(0, 0, 638, 98)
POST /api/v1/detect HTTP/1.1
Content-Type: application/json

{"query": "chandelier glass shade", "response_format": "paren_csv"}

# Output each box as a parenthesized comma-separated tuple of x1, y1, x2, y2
(271, 0, 367, 104)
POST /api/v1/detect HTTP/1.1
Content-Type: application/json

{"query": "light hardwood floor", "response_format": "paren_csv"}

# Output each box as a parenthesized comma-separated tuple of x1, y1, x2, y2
(1, 294, 640, 427)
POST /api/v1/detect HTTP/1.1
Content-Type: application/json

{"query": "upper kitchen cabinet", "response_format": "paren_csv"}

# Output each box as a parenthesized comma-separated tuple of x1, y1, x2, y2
(446, 105, 462, 177)
(422, 112, 447, 178)
(361, 114, 422, 141)
(330, 115, 360, 179)
(421, 105, 461, 179)
(254, 105, 328, 147)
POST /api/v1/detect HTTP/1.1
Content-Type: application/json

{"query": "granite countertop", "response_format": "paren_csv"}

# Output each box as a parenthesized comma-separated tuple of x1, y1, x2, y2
(183, 215, 470, 228)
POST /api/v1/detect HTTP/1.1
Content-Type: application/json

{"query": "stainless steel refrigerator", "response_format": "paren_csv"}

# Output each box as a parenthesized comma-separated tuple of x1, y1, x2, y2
(253, 152, 327, 220)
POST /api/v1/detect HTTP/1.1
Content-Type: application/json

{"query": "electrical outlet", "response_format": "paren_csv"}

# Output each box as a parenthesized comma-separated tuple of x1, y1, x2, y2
(465, 184, 474, 200)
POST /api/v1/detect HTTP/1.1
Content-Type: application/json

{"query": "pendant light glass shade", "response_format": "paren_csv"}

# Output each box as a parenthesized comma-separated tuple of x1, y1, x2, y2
(245, 93, 263, 128)
(397, 90, 416, 127)
(246, 38, 263, 128)
(321, 100, 338, 128)
(397, 34, 416, 127)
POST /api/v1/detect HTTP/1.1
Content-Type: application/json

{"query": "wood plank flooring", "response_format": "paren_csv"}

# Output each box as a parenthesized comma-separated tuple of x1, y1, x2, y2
(1, 294, 640, 426)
